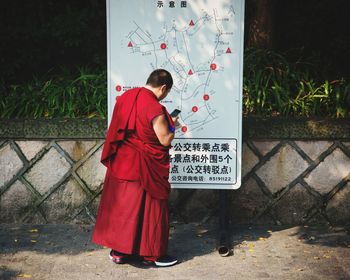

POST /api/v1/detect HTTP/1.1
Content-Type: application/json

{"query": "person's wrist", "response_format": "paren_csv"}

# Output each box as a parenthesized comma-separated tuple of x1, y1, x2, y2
(169, 125, 175, 133)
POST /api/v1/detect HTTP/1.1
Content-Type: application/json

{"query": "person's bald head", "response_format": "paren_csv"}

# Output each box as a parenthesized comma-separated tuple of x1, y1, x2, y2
(146, 69, 173, 91)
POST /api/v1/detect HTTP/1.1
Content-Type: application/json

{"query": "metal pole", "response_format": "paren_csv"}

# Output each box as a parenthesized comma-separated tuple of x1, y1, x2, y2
(217, 190, 231, 257)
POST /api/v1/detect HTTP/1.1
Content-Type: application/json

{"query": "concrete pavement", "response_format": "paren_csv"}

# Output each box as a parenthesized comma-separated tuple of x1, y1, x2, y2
(1, 223, 350, 280)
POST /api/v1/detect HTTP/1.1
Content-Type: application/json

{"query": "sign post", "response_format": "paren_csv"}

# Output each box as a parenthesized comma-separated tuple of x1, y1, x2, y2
(107, 0, 245, 190)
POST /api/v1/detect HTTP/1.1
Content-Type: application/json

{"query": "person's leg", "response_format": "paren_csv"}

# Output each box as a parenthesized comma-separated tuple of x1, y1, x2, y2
(137, 191, 174, 264)
(91, 172, 145, 255)
(92, 170, 176, 266)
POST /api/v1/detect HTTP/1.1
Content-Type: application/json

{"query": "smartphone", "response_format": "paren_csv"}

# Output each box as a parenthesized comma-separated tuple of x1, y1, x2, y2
(170, 109, 181, 117)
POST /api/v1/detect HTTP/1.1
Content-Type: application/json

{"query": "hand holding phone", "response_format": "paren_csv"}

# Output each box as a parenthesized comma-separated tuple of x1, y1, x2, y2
(169, 109, 181, 132)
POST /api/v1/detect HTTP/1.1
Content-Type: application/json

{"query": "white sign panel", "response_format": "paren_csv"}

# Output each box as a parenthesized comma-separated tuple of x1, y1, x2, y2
(107, 0, 244, 189)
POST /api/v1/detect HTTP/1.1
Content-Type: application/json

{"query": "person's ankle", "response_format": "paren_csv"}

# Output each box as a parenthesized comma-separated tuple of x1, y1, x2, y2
(111, 249, 128, 256)
(143, 256, 158, 262)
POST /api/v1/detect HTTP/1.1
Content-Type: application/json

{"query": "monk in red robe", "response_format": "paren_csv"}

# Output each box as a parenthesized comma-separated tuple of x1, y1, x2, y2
(92, 69, 178, 267)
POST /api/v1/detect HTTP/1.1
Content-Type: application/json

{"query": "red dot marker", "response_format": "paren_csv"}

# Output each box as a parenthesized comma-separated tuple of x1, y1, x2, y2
(128, 41, 133, 47)
(160, 43, 167, 49)
(181, 126, 188, 133)
(192, 106, 198, 112)
(226, 47, 232, 53)
(210, 63, 217, 70)
(189, 20, 195, 26)
(116, 85, 122, 92)
(188, 69, 193, 75)
(203, 94, 210, 101)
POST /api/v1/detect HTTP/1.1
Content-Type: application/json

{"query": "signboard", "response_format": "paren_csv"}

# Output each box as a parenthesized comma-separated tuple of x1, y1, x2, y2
(107, 0, 245, 189)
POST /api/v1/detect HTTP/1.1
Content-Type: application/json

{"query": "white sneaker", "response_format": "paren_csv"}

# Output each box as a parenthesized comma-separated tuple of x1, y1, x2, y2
(151, 255, 178, 267)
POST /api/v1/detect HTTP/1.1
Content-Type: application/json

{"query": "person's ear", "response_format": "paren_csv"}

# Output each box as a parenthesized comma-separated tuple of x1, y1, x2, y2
(160, 84, 167, 94)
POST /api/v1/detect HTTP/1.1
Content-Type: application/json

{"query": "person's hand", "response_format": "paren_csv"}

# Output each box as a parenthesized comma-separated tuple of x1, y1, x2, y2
(171, 116, 180, 127)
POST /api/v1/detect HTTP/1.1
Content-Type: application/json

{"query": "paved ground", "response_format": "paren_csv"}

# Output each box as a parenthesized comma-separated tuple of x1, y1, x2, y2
(0, 222, 350, 280)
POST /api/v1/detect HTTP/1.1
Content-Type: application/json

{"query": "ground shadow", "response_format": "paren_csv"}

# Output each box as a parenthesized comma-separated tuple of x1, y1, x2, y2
(0, 220, 349, 274)
(0, 267, 20, 280)
(288, 225, 350, 248)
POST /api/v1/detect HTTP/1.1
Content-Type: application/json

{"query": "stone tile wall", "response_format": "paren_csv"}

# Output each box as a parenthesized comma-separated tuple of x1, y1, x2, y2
(1, 118, 349, 226)
(0, 140, 104, 224)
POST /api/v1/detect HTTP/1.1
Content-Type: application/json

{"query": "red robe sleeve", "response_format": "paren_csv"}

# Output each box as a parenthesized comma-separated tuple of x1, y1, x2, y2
(100, 88, 141, 168)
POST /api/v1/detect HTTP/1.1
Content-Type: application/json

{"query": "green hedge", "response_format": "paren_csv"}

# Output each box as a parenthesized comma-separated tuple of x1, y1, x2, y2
(1, 49, 349, 119)
(1, 68, 107, 119)
(244, 48, 350, 118)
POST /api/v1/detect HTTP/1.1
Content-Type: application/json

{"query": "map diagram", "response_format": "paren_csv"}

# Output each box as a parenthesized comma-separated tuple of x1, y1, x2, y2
(117, 5, 237, 137)
(109, 0, 244, 189)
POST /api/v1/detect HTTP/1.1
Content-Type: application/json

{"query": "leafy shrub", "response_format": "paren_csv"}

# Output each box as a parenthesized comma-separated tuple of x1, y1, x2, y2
(1, 49, 349, 119)
(243, 48, 350, 117)
(1, 68, 106, 119)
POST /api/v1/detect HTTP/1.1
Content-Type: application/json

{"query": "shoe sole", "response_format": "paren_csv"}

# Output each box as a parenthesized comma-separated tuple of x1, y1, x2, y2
(154, 259, 178, 267)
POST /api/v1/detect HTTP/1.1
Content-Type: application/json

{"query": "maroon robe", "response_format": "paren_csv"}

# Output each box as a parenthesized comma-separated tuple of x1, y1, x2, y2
(92, 87, 174, 258)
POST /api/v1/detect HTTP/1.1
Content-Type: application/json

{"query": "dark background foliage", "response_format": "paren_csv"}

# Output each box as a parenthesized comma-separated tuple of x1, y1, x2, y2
(273, 0, 350, 80)
(1, 0, 349, 85)
(0, 0, 349, 118)
(0, 0, 106, 85)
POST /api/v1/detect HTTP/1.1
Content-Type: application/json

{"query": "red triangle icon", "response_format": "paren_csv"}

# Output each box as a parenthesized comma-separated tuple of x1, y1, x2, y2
(189, 20, 195, 26)
(226, 47, 232, 53)
(128, 41, 133, 47)
(188, 69, 193, 75)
